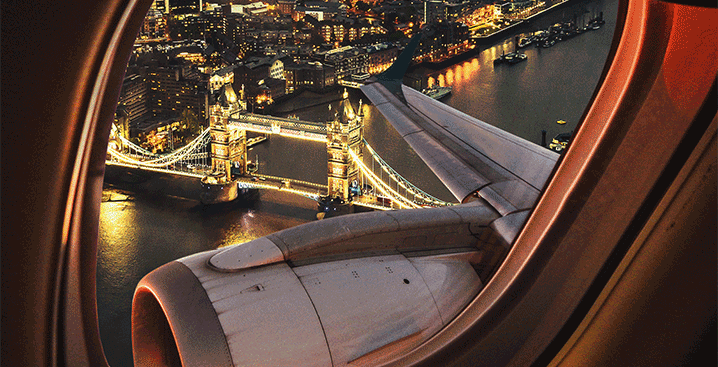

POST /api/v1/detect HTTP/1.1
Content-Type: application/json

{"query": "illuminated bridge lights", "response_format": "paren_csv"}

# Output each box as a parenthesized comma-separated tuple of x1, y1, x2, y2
(105, 117, 454, 210)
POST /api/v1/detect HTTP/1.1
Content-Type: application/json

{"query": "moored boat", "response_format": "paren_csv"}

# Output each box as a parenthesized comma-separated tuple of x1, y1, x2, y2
(422, 85, 453, 99)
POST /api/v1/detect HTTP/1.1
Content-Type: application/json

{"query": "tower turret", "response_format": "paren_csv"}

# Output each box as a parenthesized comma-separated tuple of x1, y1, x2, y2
(326, 89, 364, 201)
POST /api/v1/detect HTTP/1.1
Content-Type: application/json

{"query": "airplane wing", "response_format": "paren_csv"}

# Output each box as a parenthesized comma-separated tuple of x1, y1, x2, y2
(361, 34, 559, 217)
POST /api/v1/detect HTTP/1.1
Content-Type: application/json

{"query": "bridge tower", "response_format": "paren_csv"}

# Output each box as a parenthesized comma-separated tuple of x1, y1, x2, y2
(208, 84, 247, 182)
(326, 89, 363, 201)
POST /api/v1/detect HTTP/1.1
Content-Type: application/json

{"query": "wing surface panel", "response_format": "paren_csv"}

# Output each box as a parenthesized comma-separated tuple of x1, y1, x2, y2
(361, 80, 558, 213)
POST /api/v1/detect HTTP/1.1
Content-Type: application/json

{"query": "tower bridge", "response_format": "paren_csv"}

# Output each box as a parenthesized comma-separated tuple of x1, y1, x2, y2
(106, 84, 454, 211)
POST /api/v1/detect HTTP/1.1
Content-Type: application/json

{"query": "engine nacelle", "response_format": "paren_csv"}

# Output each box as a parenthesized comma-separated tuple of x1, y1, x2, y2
(132, 204, 509, 366)
(133, 247, 483, 366)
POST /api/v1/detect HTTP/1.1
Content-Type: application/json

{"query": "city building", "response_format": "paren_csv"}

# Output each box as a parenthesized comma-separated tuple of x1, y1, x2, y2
(140, 8, 167, 39)
(169, 0, 202, 14)
(146, 64, 210, 121)
(364, 43, 398, 74)
(414, 21, 470, 64)
(276, 0, 296, 15)
(256, 77, 287, 107)
(294, 1, 347, 21)
(423, 0, 445, 23)
(152, 0, 170, 14)
(283, 61, 335, 93)
(321, 46, 368, 80)
(209, 65, 235, 92)
(117, 74, 150, 127)
(168, 9, 227, 40)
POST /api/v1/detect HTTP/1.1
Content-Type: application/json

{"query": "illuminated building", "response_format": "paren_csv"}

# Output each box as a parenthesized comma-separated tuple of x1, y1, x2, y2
(168, 9, 226, 40)
(146, 64, 209, 121)
(169, 0, 202, 14)
(209, 65, 234, 92)
(118, 74, 149, 127)
(283, 61, 335, 93)
(151, 0, 170, 14)
(277, 0, 295, 15)
(365, 43, 398, 74)
(234, 54, 291, 98)
(256, 78, 287, 106)
(141, 8, 167, 39)
(227, 15, 249, 46)
(228, 1, 269, 16)
(322, 46, 368, 81)
(414, 21, 470, 64)
(114, 106, 131, 141)
(423, 0, 445, 23)
(296, 1, 347, 21)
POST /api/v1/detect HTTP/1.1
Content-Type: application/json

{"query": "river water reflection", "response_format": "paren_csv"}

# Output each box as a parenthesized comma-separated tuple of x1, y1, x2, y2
(98, 0, 617, 364)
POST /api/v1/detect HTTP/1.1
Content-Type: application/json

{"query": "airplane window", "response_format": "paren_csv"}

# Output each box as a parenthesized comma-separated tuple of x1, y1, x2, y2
(97, 0, 619, 365)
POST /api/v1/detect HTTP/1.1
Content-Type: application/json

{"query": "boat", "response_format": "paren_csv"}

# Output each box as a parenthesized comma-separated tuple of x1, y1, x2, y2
(517, 36, 533, 48)
(549, 132, 572, 152)
(495, 51, 526, 65)
(421, 85, 452, 99)
(557, 119, 567, 125)
(588, 12, 606, 30)
(508, 52, 528, 64)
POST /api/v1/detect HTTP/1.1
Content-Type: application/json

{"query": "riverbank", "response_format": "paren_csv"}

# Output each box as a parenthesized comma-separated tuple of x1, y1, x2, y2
(473, 0, 579, 46)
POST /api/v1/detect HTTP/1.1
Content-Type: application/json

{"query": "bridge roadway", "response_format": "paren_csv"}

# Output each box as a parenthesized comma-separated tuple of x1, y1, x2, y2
(237, 173, 396, 210)
(230, 112, 327, 142)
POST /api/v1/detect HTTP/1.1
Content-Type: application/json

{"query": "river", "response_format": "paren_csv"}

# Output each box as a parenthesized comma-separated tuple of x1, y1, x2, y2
(97, 0, 618, 364)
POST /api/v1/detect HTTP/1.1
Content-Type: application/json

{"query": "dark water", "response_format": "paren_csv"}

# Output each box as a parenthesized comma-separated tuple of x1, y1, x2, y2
(97, 0, 617, 364)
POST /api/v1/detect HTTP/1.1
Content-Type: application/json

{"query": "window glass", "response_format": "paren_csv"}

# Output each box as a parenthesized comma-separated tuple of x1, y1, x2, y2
(98, 0, 618, 364)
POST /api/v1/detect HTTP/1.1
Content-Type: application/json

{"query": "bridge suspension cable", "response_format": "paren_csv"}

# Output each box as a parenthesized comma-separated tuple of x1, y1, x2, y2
(110, 123, 159, 157)
(108, 127, 211, 168)
(349, 145, 454, 209)
(360, 139, 453, 207)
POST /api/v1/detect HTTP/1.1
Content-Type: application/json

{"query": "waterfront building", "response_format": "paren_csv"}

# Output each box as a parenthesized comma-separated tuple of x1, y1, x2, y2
(444, 1, 466, 22)
(365, 43, 398, 74)
(458, 4, 499, 28)
(256, 78, 287, 106)
(283, 61, 335, 93)
(321, 46, 368, 81)
(233, 54, 290, 98)
(234, 59, 271, 98)
(414, 21, 470, 64)
(209, 65, 234, 92)
(268, 55, 289, 79)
